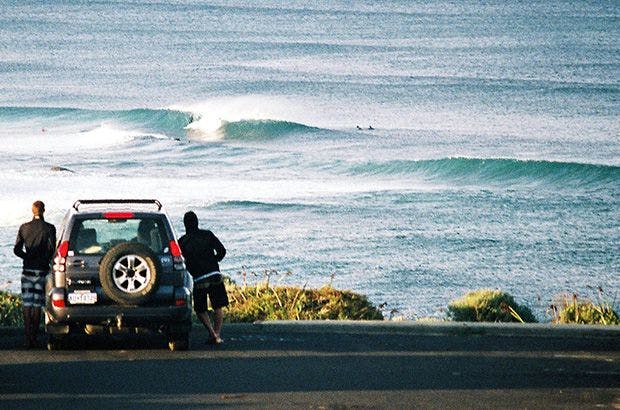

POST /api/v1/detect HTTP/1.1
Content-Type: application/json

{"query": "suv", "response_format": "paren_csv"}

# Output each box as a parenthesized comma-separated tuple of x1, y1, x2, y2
(45, 199, 193, 350)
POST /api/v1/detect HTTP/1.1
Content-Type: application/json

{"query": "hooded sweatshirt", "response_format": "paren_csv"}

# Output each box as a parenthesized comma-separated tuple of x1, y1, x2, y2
(178, 227, 226, 278)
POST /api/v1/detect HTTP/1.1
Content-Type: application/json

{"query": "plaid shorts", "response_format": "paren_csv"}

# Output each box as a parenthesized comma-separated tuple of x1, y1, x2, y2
(21, 270, 47, 308)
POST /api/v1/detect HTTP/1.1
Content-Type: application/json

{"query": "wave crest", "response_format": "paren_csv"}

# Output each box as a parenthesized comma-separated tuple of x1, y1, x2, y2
(349, 157, 620, 188)
(187, 118, 317, 141)
(0, 106, 192, 140)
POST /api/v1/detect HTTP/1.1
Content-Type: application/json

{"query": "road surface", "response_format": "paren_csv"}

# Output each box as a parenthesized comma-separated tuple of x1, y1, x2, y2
(0, 322, 618, 409)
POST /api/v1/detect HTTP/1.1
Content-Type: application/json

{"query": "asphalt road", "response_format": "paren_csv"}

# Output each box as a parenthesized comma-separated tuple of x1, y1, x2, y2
(0, 322, 619, 409)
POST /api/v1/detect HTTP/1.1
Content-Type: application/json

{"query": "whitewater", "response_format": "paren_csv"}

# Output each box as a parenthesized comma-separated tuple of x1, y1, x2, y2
(0, 1, 618, 320)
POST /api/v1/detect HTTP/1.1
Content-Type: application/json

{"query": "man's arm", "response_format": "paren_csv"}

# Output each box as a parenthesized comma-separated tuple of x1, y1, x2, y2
(211, 232, 226, 262)
(13, 226, 27, 260)
(46, 225, 57, 262)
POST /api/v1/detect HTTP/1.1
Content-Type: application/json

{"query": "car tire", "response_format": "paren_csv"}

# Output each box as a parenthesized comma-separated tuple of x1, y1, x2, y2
(47, 334, 68, 350)
(99, 242, 161, 306)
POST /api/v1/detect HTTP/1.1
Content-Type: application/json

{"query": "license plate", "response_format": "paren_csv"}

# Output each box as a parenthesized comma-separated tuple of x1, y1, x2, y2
(68, 290, 97, 304)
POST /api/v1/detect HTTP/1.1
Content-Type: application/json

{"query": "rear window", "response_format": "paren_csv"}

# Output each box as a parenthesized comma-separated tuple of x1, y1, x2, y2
(70, 217, 169, 255)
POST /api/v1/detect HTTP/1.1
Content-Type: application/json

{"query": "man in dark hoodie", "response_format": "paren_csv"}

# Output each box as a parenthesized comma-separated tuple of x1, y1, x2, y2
(14, 200, 56, 348)
(178, 211, 228, 345)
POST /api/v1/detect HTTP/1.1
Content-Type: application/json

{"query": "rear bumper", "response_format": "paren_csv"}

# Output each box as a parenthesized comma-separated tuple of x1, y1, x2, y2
(45, 293, 192, 335)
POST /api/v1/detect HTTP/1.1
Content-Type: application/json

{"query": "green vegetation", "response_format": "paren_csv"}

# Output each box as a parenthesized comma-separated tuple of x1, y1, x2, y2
(226, 283, 383, 322)
(550, 291, 619, 325)
(2, 281, 618, 326)
(447, 289, 537, 323)
(0, 291, 23, 326)
(215, 270, 383, 322)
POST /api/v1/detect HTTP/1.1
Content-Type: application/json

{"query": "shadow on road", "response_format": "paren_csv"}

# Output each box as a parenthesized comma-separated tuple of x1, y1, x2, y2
(1, 326, 619, 409)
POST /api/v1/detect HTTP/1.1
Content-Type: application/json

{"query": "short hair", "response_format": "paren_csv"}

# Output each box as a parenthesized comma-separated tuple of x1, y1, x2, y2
(32, 200, 45, 216)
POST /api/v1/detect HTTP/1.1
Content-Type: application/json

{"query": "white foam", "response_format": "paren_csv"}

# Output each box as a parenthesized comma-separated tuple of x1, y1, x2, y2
(172, 95, 326, 140)
(72, 124, 137, 147)
(0, 122, 139, 156)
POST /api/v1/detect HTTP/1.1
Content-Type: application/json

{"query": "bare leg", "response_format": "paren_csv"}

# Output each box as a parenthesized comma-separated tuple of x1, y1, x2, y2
(23, 307, 32, 347)
(31, 307, 41, 346)
(196, 311, 218, 340)
(213, 308, 224, 340)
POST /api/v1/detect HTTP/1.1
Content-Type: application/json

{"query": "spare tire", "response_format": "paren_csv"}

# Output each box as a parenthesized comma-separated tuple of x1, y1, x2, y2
(99, 242, 161, 306)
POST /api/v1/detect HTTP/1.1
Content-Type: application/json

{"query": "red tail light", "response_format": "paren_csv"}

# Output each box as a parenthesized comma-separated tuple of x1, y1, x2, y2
(57, 241, 69, 258)
(54, 241, 69, 274)
(169, 240, 185, 271)
(51, 290, 66, 308)
(175, 298, 186, 306)
(169, 240, 182, 257)
(52, 298, 66, 308)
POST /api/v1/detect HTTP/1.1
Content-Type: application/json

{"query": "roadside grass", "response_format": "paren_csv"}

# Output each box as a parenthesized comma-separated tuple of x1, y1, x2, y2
(447, 289, 537, 323)
(210, 270, 384, 322)
(225, 283, 384, 322)
(3, 281, 618, 326)
(549, 288, 619, 325)
(0, 291, 23, 326)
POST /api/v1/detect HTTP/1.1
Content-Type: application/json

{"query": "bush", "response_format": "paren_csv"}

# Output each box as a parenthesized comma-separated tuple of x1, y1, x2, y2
(226, 284, 384, 322)
(447, 289, 537, 323)
(551, 293, 619, 325)
(0, 291, 23, 326)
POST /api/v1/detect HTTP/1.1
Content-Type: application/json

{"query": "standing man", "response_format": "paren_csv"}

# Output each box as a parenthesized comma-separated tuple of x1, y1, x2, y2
(178, 211, 228, 345)
(14, 200, 56, 348)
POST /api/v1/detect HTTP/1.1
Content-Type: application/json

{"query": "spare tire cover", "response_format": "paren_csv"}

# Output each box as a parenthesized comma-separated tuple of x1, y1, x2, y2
(99, 242, 161, 305)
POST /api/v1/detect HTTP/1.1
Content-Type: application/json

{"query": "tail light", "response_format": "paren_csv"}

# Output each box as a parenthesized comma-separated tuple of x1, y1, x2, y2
(52, 241, 69, 307)
(169, 240, 185, 271)
(174, 287, 190, 307)
(53, 241, 69, 274)
(51, 289, 66, 308)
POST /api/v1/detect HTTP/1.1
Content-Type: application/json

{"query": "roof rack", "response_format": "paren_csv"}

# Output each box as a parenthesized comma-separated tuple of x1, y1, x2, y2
(73, 199, 163, 211)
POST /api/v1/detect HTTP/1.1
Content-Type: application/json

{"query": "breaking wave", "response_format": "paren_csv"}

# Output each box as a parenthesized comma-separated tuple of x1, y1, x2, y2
(0, 106, 318, 142)
(0, 106, 192, 140)
(216, 119, 317, 140)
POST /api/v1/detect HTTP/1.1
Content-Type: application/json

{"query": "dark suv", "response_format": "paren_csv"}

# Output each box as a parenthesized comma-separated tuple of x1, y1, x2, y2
(45, 199, 193, 350)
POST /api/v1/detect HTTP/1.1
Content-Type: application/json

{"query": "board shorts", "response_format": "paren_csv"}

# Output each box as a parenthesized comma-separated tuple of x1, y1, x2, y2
(21, 269, 47, 308)
(193, 272, 229, 313)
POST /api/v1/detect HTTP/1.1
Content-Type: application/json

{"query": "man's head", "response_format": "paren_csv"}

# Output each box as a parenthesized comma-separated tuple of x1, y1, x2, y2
(183, 211, 199, 232)
(32, 200, 45, 217)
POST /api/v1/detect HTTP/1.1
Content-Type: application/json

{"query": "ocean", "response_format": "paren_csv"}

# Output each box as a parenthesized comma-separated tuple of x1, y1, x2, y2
(0, 0, 618, 320)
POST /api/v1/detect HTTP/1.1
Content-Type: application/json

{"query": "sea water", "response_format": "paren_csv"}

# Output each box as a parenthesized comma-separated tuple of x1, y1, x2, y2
(0, 1, 618, 320)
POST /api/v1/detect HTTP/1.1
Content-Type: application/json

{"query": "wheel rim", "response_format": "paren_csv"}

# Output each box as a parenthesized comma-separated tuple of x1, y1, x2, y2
(112, 254, 151, 293)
